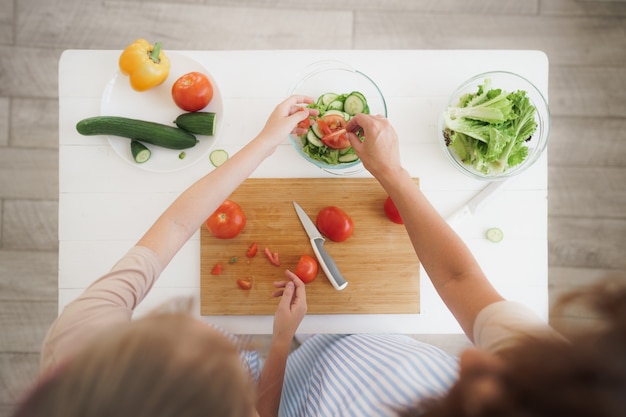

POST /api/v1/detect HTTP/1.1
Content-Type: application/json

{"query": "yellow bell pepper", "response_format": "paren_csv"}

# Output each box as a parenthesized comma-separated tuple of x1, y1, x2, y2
(119, 39, 171, 92)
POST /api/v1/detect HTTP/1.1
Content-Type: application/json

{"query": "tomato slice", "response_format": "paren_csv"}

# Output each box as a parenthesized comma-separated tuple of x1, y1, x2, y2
(295, 254, 318, 284)
(316, 114, 347, 136)
(316, 118, 332, 136)
(322, 129, 352, 150)
(297, 117, 312, 130)
(384, 196, 403, 224)
(264, 247, 280, 266)
(321, 114, 347, 130)
(210, 263, 223, 275)
(237, 278, 252, 290)
(246, 242, 258, 258)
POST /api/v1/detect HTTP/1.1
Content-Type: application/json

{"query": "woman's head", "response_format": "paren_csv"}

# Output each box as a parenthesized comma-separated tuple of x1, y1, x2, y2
(13, 313, 256, 417)
(404, 278, 626, 417)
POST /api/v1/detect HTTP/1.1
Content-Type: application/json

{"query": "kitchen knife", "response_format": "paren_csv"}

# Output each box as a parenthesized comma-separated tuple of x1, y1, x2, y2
(446, 179, 508, 227)
(293, 201, 348, 291)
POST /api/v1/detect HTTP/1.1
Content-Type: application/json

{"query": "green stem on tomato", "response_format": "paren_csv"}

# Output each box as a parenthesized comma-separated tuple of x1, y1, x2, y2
(149, 42, 162, 63)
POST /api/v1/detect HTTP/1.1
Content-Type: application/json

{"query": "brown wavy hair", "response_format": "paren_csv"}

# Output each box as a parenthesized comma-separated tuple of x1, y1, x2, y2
(12, 312, 255, 417)
(401, 278, 626, 417)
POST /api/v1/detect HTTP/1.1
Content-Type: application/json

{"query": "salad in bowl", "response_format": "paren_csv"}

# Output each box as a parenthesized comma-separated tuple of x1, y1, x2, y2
(288, 60, 387, 175)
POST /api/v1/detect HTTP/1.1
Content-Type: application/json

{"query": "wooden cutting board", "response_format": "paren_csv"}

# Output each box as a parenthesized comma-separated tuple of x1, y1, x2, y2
(200, 178, 420, 315)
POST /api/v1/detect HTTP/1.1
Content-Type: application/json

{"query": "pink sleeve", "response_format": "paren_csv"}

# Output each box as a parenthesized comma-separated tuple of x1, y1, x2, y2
(40, 246, 164, 371)
(473, 300, 564, 353)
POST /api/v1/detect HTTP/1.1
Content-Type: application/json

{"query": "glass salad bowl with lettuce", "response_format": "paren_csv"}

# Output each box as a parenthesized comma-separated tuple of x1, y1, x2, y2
(439, 71, 551, 180)
(288, 60, 387, 175)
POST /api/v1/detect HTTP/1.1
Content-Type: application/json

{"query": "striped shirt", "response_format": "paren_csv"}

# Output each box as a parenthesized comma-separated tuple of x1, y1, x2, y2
(277, 302, 557, 416)
(279, 334, 457, 416)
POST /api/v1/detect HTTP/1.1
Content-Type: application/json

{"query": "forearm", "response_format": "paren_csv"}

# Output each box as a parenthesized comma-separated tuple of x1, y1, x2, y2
(137, 133, 276, 267)
(377, 168, 503, 337)
(255, 337, 292, 417)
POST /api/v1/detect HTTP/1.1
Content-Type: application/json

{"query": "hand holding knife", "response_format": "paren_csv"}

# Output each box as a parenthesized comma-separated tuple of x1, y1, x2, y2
(293, 201, 348, 291)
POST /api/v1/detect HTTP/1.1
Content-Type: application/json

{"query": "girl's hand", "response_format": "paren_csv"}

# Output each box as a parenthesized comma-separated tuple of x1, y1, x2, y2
(271, 270, 307, 342)
(257, 95, 318, 147)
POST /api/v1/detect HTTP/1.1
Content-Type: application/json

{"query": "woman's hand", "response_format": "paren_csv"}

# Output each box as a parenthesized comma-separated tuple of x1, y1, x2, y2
(346, 113, 403, 179)
(256, 95, 318, 149)
(271, 270, 308, 342)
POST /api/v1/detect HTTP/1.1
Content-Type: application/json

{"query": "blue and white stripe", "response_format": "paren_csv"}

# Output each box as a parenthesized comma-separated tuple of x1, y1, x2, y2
(279, 334, 459, 417)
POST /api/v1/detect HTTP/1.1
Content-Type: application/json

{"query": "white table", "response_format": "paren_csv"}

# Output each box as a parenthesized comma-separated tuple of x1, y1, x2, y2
(58, 50, 549, 334)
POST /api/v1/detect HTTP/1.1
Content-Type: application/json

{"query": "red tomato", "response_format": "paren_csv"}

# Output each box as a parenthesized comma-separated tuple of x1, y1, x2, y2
(205, 200, 246, 239)
(237, 278, 252, 290)
(264, 247, 280, 266)
(171, 71, 214, 112)
(297, 117, 312, 130)
(295, 254, 318, 284)
(316, 114, 346, 136)
(384, 196, 403, 224)
(316, 206, 354, 242)
(246, 242, 258, 258)
(210, 263, 223, 275)
(322, 129, 354, 150)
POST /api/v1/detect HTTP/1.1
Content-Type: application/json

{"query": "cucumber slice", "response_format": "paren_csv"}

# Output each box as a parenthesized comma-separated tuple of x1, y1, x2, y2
(209, 149, 229, 167)
(338, 153, 359, 163)
(486, 227, 504, 243)
(319, 92, 339, 106)
(130, 140, 151, 163)
(323, 109, 346, 118)
(327, 100, 344, 111)
(306, 129, 324, 147)
(311, 120, 323, 138)
(344, 94, 366, 115)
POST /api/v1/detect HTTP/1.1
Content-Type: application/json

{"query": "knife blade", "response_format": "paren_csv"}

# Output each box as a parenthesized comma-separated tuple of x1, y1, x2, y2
(293, 201, 348, 291)
(446, 179, 508, 227)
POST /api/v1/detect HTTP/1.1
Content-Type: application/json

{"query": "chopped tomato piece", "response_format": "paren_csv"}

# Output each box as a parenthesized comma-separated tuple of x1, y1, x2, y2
(322, 129, 352, 150)
(246, 242, 258, 258)
(237, 278, 252, 290)
(321, 114, 347, 131)
(264, 247, 280, 266)
(297, 117, 311, 130)
(295, 254, 318, 284)
(316, 118, 332, 136)
(210, 263, 223, 275)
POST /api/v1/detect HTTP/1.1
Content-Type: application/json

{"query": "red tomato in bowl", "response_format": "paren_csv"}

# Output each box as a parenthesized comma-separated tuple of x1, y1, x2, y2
(172, 71, 214, 112)
(205, 200, 246, 239)
(322, 129, 356, 150)
(316, 206, 354, 242)
(384, 196, 403, 224)
(295, 254, 318, 283)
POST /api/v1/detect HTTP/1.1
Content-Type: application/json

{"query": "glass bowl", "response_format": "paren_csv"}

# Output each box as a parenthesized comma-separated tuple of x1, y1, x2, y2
(438, 71, 551, 181)
(287, 60, 387, 175)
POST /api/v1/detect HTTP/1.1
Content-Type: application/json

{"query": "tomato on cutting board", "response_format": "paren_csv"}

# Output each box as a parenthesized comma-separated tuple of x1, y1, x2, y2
(205, 200, 246, 239)
(171, 71, 214, 112)
(316, 206, 354, 242)
(383, 196, 403, 224)
(295, 254, 318, 283)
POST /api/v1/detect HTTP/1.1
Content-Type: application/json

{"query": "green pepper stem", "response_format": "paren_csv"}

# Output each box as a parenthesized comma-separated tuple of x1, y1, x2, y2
(149, 42, 162, 63)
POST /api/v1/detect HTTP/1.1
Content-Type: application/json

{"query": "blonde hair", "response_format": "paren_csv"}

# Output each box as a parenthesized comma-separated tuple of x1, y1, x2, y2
(14, 312, 256, 417)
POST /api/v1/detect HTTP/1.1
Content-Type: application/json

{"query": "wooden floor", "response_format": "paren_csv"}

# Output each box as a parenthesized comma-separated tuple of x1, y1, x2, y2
(1, 0, 626, 413)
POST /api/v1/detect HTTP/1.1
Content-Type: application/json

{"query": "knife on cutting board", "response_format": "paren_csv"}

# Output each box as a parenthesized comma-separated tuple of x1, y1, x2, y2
(446, 179, 508, 227)
(293, 201, 348, 291)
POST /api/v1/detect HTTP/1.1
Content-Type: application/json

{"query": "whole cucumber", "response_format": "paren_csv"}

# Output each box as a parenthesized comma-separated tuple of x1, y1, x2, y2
(76, 116, 198, 150)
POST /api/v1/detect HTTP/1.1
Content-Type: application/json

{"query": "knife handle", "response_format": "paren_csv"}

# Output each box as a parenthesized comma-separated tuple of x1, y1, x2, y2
(312, 238, 348, 291)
